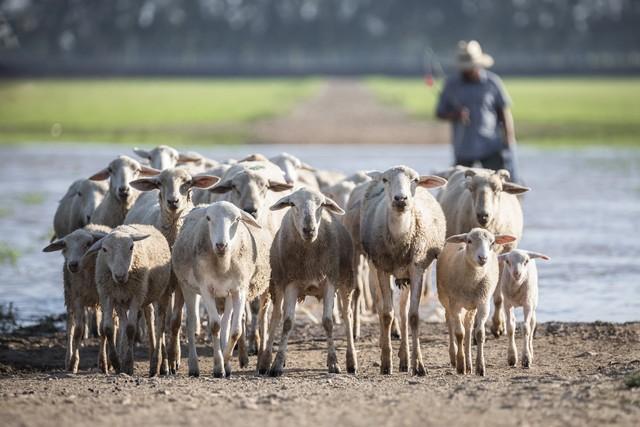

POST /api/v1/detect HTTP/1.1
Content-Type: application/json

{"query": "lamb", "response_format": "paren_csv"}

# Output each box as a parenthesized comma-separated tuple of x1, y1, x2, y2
(133, 145, 202, 170)
(43, 224, 111, 373)
(436, 228, 516, 376)
(498, 249, 550, 368)
(258, 188, 357, 376)
(52, 179, 108, 240)
(437, 167, 529, 337)
(358, 166, 447, 375)
(86, 224, 172, 376)
(172, 201, 271, 377)
(88, 156, 160, 228)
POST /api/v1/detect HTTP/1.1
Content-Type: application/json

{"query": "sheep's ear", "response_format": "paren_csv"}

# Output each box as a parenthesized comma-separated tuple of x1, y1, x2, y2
(495, 234, 517, 245)
(418, 175, 447, 189)
(526, 251, 550, 261)
(89, 168, 110, 181)
(190, 175, 220, 189)
(322, 197, 345, 215)
(43, 240, 65, 252)
(209, 178, 233, 194)
(130, 233, 150, 242)
(502, 182, 530, 195)
(133, 148, 150, 160)
(464, 169, 477, 179)
(239, 210, 262, 229)
(495, 169, 511, 181)
(268, 180, 294, 192)
(299, 162, 316, 172)
(446, 233, 467, 244)
(139, 166, 162, 176)
(130, 177, 160, 192)
(84, 238, 104, 258)
(270, 196, 293, 211)
(89, 231, 109, 242)
(366, 171, 382, 180)
(240, 153, 268, 163)
(177, 152, 202, 163)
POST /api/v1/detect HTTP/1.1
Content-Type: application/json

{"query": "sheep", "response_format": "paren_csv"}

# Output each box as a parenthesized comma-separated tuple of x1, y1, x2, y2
(52, 179, 108, 240)
(437, 167, 530, 337)
(258, 188, 357, 376)
(358, 166, 447, 375)
(86, 224, 172, 376)
(436, 228, 516, 376)
(88, 156, 160, 228)
(43, 224, 111, 373)
(315, 169, 347, 191)
(176, 151, 219, 174)
(192, 162, 235, 206)
(133, 145, 202, 170)
(268, 152, 318, 187)
(172, 201, 271, 377)
(322, 171, 374, 210)
(498, 249, 550, 368)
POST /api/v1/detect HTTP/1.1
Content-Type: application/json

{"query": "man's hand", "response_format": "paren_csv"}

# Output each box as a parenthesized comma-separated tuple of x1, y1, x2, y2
(458, 107, 470, 126)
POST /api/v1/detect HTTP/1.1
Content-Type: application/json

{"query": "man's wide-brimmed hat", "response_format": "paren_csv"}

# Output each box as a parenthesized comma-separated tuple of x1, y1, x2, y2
(457, 40, 494, 70)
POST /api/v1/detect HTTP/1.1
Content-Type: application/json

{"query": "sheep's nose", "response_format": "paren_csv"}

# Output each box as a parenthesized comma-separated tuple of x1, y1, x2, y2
(477, 255, 488, 266)
(302, 226, 315, 236)
(118, 187, 130, 197)
(85, 214, 91, 223)
(114, 273, 128, 284)
(167, 198, 179, 210)
(243, 207, 258, 218)
(68, 261, 79, 273)
(215, 242, 228, 252)
(394, 195, 408, 202)
(477, 213, 489, 225)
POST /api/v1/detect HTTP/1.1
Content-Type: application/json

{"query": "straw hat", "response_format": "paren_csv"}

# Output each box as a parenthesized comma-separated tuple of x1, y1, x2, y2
(457, 40, 494, 70)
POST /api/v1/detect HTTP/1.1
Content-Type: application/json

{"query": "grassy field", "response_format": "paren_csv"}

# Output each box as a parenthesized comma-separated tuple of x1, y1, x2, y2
(367, 77, 640, 146)
(0, 78, 320, 145)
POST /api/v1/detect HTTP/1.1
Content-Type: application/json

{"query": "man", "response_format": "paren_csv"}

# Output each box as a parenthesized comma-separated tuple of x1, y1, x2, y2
(436, 40, 519, 181)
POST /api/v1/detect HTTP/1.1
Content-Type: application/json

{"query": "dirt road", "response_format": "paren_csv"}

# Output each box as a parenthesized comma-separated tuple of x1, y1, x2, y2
(1, 321, 638, 427)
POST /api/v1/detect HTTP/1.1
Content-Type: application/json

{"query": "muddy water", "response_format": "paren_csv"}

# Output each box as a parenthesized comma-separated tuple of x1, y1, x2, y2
(0, 143, 638, 322)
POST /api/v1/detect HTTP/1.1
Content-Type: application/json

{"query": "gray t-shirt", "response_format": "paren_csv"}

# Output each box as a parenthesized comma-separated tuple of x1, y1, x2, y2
(436, 70, 511, 161)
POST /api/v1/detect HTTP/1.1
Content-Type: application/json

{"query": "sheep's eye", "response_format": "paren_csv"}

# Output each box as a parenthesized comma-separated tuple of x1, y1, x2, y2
(206, 215, 211, 221)
(524, 259, 529, 265)
(102, 247, 107, 253)
(107, 167, 112, 173)
(506, 260, 510, 265)
(467, 239, 472, 244)
(129, 244, 133, 251)
(382, 178, 388, 183)
(77, 191, 82, 197)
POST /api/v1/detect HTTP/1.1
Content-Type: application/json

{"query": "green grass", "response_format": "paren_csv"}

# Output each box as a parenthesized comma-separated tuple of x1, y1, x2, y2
(19, 192, 46, 205)
(0, 242, 20, 266)
(0, 78, 320, 145)
(367, 77, 640, 146)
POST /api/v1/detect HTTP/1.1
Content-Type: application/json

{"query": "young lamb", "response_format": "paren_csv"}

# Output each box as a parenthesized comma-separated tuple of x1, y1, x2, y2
(43, 224, 111, 373)
(133, 145, 202, 170)
(88, 156, 160, 228)
(437, 167, 530, 337)
(172, 201, 271, 377)
(358, 166, 447, 375)
(498, 249, 550, 368)
(437, 228, 516, 376)
(258, 188, 356, 376)
(52, 179, 108, 240)
(86, 224, 172, 376)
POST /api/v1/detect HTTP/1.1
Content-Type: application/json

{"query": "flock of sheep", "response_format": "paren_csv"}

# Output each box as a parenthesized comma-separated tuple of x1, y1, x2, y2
(43, 145, 549, 378)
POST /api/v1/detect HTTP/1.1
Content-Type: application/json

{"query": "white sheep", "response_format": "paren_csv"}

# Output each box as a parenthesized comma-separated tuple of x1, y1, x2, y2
(172, 201, 271, 377)
(52, 179, 108, 240)
(268, 152, 318, 187)
(258, 188, 357, 376)
(88, 156, 160, 228)
(43, 224, 111, 373)
(498, 249, 550, 368)
(86, 224, 172, 376)
(133, 145, 202, 170)
(358, 166, 447, 375)
(176, 151, 219, 174)
(437, 167, 529, 337)
(191, 162, 235, 206)
(437, 228, 516, 376)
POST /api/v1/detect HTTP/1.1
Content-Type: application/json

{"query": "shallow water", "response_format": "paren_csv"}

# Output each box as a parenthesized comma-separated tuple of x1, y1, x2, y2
(0, 143, 638, 323)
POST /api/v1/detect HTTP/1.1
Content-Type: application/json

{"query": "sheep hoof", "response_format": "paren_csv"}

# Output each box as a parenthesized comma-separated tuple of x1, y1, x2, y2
(456, 365, 465, 375)
(380, 363, 392, 375)
(188, 369, 200, 377)
(491, 323, 505, 338)
(347, 365, 357, 375)
(399, 361, 408, 372)
(269, 367, 284, 377)
(413, 364, 427, 377)
(225, 364, 232, 377)
(522, 356, 531, 369)
(328, 364, 341, 374)
(476, 366, 485, 376)
(239, 355, 249, 369)
(213, 368, 225, 378)
(508, 354, 517, 367)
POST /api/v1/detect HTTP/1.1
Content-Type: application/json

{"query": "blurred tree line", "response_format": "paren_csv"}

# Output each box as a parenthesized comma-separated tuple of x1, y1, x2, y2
(1, 0, 638, 75)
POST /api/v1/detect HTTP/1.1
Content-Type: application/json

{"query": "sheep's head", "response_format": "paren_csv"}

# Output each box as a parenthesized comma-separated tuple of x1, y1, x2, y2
(43, 228, 108, 273)
(211, 169, 292, 220)
(89, 156, 160, 204)
(464, 169, 529, 227)
(133, 145, 181, 170)
(84, 227, 150, 284)
(130, 169, 219, 213)
(499, 249, 550, 285)
(377, 166, 446, 213)
(270, 188, 343, 242)
(447, 228, 516, 268)
(204, 202, 261, 256)
(74, 180, 108, 227)
(269, 153, 316, 185)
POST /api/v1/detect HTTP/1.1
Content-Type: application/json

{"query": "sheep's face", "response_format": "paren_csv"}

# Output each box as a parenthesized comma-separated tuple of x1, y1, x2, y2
(380, 166, 447, 213)
(74, 180, 108, 227)
(271, 155, 299, 185)
(146, 146, 180, 170)
(270, 188, 344, 242)
(94, 230, 150, 284)
(447, 228, 516, 268)
(464, 169, 530, 227)
(89, 156, 160, 204)
(500, 249, 550, 285)
(130, 169, 219, 213)
(205, 202, 261, 256)
(42, 229, 107, 273)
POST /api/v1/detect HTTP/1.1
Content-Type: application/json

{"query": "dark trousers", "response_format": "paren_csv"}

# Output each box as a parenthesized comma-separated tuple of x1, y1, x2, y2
(455, 150, 505, 170)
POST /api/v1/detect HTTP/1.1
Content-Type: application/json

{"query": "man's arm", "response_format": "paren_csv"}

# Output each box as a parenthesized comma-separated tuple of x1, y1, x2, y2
(497, 107, 516, 147)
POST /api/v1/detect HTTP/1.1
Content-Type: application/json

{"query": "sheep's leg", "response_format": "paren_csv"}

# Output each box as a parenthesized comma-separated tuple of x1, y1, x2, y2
(506, 304, 518, 367)
(475, 302, 490, 376)
(168, 286, 184, 374)
(270, 284, 298, 377)
(398, 286, 410, 373)
(201, 293, 225, 378)
(223, 290, 246, 377)
(144, 304, 157, 376)
(102, 298, 121, 373)
(65, 307, 75, 372)
(339, 287, 358, 374)
(156, 292, 171, 376)
(236, 310, 249, 369)
(220, 296, 233, 352)
(422, 264, 432, 303)
(445, 310, 457, 368)
(257, 292, 270, 356)
(409, 267, 426, 376)
(375, 270, 394, 375)
(183, 288, 200, 377)
(463, 309, 475, 375)
(361, 256, 373, 311)
(522, 305, 534, 368)
(529, 309, 537, 363)
(247, 297, 259, 355)
(124, 302, 141, 376)
(352, 272, 362, 341)
(94, 306, 103, 338)
(258, 287, 281, 375)
(332, 294, 342, 325)
(453, 309, 466, 375)
(69, 304, 84, 374)
(491, 272, 506, 338)
(368, 262, 378, 315)
(323, 282, 340, 374)
(98, 318, 108, 375)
